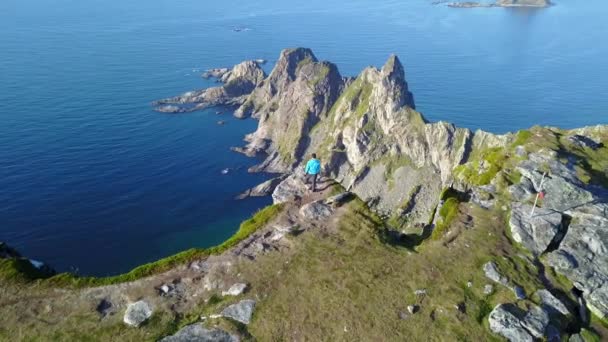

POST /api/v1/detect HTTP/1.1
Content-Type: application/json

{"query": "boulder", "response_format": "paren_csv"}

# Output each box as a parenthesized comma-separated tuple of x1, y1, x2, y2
(484, 284, 494, 295)
(299, 200, 333, 220)
(483, 261, 509, 287)
(222, 283, 248, 297)
(536, 289, 570, 316)
(489, 303, 550, 341)
(521, 305, 550, 338)
(123, 300, 153, 327)
(272, 174, 309, 204)
(509, 202, 563, 255)
(488, 304, 534, 342)
(159, 324, 238, 342)
(221, 299, 256, 325)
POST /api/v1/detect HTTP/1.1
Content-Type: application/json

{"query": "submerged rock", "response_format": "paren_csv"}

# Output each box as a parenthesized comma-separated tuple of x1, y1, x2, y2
(123, 300, 153, 327)
(159, 324, 238, 342)
(221, 299, 256, 325)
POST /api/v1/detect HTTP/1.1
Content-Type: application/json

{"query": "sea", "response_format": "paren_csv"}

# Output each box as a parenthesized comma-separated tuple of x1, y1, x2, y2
(1, 0, 607, 276)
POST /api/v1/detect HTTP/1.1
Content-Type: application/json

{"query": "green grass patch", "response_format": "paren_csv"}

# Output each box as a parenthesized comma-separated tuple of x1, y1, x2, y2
(581, 327, 602, 342)
(455, 147, 509, 186)
(307, 64, 331, 88)
(511, 130, 532, 147)
(431, 197, 460, 240)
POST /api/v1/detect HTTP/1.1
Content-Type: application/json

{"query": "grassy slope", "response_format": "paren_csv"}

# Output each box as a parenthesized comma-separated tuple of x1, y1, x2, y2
(235, 198, 554, 341)
(0, 205, 284, 341)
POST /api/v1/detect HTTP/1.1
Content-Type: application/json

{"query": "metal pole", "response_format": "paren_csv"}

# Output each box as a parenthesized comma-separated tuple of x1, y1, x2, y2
(530, 172, 547, 217)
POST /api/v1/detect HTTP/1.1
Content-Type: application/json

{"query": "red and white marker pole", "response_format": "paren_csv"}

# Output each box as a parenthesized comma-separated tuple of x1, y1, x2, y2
(530, 172, 547, 217)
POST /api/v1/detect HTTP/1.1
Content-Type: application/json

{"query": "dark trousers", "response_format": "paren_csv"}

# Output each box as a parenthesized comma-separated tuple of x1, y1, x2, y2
(305, 173, 318, 191)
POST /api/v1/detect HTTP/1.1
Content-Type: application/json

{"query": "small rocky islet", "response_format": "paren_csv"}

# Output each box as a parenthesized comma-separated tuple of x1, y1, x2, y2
(1, 47, 607, 341)
(444, 0, 551, 9)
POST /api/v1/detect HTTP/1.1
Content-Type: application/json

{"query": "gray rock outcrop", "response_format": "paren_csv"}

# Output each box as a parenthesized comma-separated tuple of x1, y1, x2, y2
(236, 176, 286, 200)
(536, 289, 570, 316)
(272, 174, 309, 204)
(509, 203, 563, 255)
(154, 61, 266, 113)
(221, 299, 256, 325)
(547, 204, 608, 319)
(299, 200, 333, 220)
(484, 261, 509, 287)
(507, 149, 608, 319)
(159, 324, 238, 342)
(484, 261, 527, 299)
(123, 300, 153, 327)
(489, 303, 550, 342)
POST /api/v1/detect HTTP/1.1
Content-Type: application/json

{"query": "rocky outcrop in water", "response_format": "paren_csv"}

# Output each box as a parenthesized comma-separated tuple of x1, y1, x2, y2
(0, 241, 56, 277)
(447, 0, 551, 8)
(153, 61, 266, 113)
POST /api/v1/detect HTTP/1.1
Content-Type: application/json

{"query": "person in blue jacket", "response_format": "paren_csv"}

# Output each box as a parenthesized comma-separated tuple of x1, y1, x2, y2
(304, 153, 321, 192)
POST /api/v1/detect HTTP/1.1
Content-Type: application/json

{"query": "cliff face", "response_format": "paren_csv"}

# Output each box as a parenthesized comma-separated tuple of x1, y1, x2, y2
(232, 48, 346, 172)
(235, 48, 509, 223)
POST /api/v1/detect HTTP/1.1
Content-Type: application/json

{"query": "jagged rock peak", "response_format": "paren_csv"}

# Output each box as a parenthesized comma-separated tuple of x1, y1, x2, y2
(380, 54, 416, 109)
(272, 48, 319, 81)
(381, 54, 405, 84)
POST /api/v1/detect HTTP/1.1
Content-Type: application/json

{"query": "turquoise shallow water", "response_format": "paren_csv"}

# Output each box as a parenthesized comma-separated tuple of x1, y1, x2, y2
(1, 0, 607, 276)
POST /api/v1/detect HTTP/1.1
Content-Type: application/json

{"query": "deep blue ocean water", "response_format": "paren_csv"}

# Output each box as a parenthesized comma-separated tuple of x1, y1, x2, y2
(1, 0, 607, 276)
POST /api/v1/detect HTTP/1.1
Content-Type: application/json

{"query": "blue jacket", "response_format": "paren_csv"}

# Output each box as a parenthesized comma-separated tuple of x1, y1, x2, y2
(305, 158, 321, 175)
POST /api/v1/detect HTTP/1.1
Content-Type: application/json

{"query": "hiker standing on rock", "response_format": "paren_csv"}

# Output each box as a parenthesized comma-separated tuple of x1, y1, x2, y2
(304, 153, 321, 192)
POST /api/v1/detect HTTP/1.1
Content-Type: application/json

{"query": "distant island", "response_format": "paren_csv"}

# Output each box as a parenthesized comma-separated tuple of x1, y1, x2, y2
(446, 0, 551, 8)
